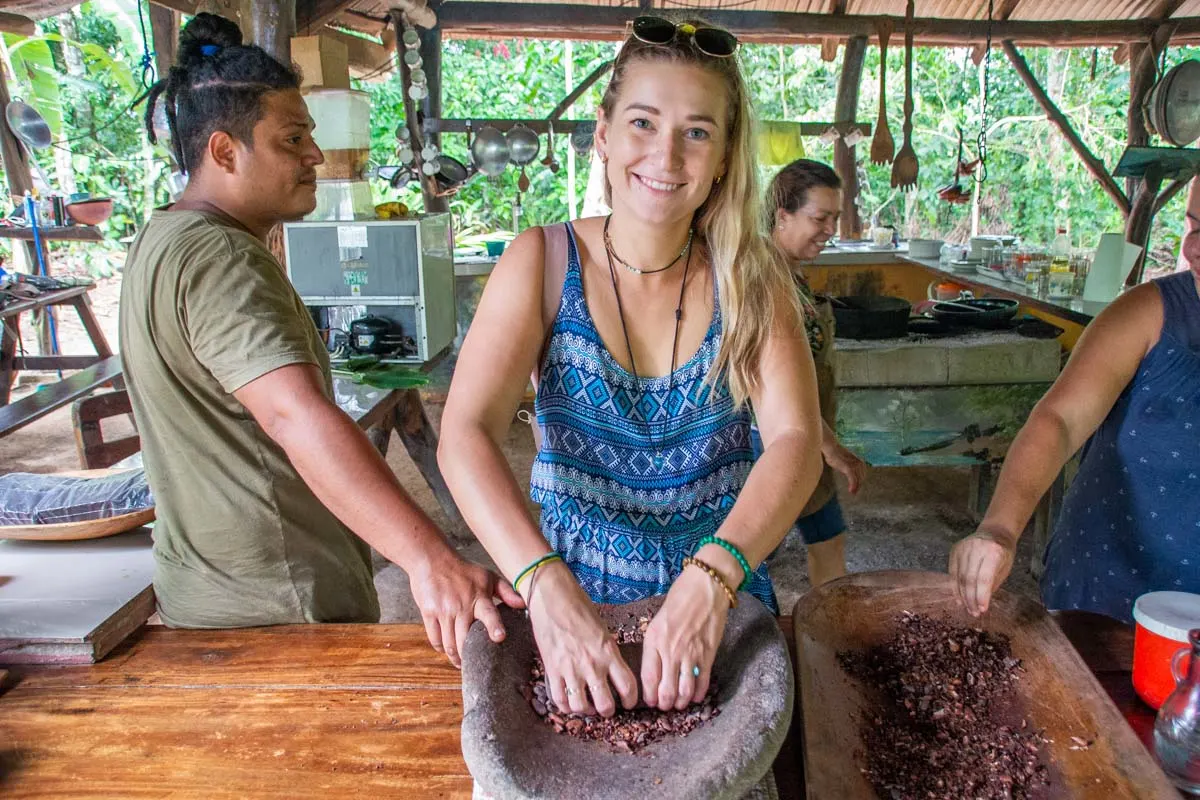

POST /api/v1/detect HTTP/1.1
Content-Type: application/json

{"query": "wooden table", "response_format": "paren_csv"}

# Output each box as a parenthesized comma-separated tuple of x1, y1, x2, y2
(0, 614, 1158, 798)
(0, 620, 803, 798)
(0, 284, 114, 405)
(1053, 610, 1156, 754)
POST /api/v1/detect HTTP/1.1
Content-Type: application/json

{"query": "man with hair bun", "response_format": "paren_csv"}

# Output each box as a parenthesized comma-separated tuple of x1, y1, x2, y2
(121, 14, 520, 666)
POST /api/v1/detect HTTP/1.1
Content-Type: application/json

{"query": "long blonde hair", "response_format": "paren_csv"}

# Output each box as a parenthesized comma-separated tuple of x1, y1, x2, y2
(599, 21, 802, 407)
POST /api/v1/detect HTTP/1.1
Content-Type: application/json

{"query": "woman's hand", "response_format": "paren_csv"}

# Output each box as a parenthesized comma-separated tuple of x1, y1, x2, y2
(948, 527, 1018, 617)
(526, 561, 638, 718)
(641, 564, 730, 711)
(823, 440, 868, 494)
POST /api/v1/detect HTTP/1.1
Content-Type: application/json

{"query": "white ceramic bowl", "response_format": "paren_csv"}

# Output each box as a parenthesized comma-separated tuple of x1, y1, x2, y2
(908, 238, 943, 259)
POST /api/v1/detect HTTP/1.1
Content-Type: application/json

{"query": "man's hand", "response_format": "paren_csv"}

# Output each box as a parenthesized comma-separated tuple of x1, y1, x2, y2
(409, 553, 525, 668)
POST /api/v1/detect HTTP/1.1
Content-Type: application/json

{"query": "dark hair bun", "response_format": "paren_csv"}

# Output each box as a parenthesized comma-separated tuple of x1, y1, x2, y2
(177, 13, 243, 68)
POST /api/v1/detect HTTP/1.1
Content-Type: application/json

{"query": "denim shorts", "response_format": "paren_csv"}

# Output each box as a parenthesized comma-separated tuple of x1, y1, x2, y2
(750, 427, 846, 545)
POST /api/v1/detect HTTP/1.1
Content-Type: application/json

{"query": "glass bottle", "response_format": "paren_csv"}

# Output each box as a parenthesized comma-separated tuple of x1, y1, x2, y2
(1048, 227, 1074, 299)
(1154, 627, 1200, 795)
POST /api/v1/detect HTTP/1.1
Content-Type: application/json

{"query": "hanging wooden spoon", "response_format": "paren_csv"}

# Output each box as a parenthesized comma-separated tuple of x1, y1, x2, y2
(869, 19, 895, 165)
(890, 0, 919, 190)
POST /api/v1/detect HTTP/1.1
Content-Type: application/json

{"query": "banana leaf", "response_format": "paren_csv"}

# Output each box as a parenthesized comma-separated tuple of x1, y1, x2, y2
(332, 364, 429, 391)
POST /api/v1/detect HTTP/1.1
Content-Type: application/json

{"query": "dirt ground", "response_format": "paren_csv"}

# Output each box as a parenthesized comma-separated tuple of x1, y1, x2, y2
(1, 273, 1042, 623)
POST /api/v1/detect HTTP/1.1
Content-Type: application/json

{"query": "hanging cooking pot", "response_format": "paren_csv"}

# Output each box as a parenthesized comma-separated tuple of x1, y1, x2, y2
(349, 315, 393, 355)
(570, 121, 596, 156)
(470, 124, 509, 177)
(506, 123, 540, 166)
(434, 155, 470, 193)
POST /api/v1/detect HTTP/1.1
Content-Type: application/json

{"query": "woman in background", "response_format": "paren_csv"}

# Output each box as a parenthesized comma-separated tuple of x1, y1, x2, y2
(762, 159, 868, 586)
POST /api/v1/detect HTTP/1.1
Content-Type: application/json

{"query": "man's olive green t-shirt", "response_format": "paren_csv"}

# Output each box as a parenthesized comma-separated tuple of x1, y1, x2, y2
(119, 210, 379, 627)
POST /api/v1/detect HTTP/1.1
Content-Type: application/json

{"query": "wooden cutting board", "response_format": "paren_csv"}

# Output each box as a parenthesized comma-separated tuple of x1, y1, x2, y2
(792, 570, 1178, 799)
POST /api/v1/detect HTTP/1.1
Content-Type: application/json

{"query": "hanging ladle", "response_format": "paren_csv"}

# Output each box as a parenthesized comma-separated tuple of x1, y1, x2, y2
(541, 121, 560, 173)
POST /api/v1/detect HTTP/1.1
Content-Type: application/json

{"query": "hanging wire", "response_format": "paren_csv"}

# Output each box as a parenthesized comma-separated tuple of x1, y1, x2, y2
(135, 0, 157, 88)
(974, 0, 994, 185)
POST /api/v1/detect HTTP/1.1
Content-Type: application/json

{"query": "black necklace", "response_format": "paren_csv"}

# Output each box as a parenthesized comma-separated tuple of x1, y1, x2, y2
(604, 230, 693, 471)
(604, 214, 694, 275)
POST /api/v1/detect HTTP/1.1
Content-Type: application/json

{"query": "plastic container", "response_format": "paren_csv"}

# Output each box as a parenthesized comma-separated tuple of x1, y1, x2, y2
(1134, 591, 1200, 709)
(303, 88, 371, 152)
(309, 179, 375, 221)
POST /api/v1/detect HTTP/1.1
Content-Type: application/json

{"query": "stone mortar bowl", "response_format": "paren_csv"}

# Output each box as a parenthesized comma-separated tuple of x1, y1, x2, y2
(461, 594, 794, 800)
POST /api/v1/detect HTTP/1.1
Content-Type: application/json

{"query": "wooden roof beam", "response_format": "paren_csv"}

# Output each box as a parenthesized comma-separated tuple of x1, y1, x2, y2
(0, 12, 36, 35)
(295, 0, 360, 36)
(435, 4, 1200, 47)
(970, 0, 1019, 65)
(149, 0, 197, 16)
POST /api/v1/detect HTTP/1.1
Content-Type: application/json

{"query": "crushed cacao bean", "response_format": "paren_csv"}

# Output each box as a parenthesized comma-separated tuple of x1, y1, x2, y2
(837, 612, 1051, 799)
(523, 612, 721, 754)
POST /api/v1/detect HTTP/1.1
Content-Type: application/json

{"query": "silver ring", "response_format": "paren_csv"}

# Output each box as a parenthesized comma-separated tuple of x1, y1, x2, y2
(566, 687, 577, 696)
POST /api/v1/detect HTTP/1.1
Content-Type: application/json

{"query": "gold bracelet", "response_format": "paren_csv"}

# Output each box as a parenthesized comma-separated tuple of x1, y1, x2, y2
(682, 556, 738, 609)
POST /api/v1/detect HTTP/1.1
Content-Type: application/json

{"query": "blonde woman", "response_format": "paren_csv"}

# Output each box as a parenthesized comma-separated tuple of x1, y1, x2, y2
(439, 17, 822, 719)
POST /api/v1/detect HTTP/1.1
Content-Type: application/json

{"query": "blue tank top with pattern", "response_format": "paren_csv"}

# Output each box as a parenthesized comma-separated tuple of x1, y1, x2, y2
(530, 223, 777, 612)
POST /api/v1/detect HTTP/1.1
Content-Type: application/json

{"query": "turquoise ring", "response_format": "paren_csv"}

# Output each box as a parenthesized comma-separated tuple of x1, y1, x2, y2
(691, 665, 701, 677)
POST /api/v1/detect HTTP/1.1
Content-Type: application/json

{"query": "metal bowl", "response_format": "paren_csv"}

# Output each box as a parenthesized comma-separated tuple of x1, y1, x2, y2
(505, 123, 540, 166)
(5, 99, 50, 150)
(929, 297, 1019, 329)
(470, 125, 509, 177)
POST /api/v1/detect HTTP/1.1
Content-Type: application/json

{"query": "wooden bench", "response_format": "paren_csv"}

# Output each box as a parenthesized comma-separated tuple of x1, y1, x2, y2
(0, 355, 123, 439)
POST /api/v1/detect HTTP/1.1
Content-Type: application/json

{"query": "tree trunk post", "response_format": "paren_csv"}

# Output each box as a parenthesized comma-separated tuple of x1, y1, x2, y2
(834, 34, 866, 240)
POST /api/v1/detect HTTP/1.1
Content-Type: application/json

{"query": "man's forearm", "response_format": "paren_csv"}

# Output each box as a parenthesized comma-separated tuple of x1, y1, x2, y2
(269, 399, 455, 574)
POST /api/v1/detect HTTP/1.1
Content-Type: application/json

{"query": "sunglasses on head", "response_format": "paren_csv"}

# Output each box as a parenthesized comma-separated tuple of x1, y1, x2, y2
(630, 16, 739, 59)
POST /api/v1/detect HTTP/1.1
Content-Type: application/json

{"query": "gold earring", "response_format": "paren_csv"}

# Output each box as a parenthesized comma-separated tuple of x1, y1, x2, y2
(714, 174, 723, 186)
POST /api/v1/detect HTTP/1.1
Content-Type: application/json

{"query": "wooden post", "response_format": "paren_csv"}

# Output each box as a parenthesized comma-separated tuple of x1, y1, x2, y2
(1124, 25, 1176, 286)
(419, 22, 448, 214)
(149, 4, 180, 80)
(0, 59, 53, 352)
(238, 0, 295, 64)
(389, 9, 445, 214)
(833, 34, 866, 240)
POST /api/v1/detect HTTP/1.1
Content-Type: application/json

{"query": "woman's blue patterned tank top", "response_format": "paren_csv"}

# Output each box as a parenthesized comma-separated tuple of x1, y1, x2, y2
(530, 222, 777, 612)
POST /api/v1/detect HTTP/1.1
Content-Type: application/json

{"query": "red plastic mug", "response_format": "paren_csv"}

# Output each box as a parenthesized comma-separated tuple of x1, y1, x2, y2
(1133, 591, 1200, 709)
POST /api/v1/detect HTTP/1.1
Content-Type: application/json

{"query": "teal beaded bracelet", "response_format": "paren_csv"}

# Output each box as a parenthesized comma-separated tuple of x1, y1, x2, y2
(695, 534, 752, 591)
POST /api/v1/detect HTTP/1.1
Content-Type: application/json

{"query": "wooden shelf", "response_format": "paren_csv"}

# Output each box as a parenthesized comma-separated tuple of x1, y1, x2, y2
(0, 226, 104, 243)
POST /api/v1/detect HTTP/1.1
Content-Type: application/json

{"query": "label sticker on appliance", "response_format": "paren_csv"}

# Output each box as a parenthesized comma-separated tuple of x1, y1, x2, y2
(343, 269, 368, 288)
(337, 225, 369, 249)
